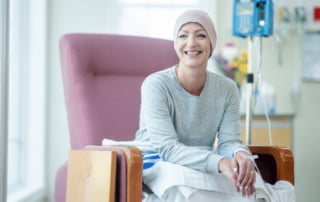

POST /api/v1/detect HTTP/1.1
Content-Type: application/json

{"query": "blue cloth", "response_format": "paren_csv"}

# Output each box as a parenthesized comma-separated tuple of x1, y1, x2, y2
(142, 152, 161, 169)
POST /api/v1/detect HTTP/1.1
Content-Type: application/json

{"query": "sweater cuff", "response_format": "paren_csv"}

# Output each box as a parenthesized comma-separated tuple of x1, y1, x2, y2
(206, 154, 224, 174)
(233, 148, 251, 157)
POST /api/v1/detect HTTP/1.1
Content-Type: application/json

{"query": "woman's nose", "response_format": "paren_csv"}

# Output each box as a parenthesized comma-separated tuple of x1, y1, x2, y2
(186, 36, 197, 46)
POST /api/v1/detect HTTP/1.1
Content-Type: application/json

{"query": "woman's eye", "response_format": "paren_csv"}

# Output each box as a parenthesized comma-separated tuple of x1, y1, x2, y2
(197, 34, 206, 39)
(178, 34, 187, 39)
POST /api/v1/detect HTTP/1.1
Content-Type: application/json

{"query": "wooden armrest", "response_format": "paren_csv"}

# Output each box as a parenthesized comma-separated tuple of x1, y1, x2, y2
(66, 150, 117, 202)
(85, 145, 143, 202)
(118, 146, 143, 202)
(248, 145, 294, 185)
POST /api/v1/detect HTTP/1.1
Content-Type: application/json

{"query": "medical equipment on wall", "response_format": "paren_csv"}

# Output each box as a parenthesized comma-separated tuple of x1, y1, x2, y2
(274, 1, 320, 65)
(232, 0, 274, 145)
(233, 0, 273, 37)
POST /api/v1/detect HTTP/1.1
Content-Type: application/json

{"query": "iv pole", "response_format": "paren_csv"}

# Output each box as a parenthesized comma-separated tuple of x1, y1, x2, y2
(232, 0, 273, 145)
(246, 36, 262, 144)
(246, 37, 254, 144)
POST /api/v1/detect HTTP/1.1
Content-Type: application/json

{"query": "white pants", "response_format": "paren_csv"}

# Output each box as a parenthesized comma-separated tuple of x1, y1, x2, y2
(143, 186, 257, 202)
(142, 161, 295, 202)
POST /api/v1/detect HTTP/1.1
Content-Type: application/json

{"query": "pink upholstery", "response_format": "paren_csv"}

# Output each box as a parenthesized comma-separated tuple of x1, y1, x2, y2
(55, 34, 178, 202)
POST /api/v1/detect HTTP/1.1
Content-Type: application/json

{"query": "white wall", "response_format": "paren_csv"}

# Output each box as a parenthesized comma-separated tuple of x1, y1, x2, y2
(46, 1, 320, 201)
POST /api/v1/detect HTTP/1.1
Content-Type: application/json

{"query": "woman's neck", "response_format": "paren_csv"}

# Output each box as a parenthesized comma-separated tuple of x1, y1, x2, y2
(176, 65, 207, 96)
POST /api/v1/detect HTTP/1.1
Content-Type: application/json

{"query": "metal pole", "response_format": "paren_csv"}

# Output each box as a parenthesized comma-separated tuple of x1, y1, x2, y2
(0, 0, 9, 201)
(245, 36, 254, 145)
(246, 36, 263, 145)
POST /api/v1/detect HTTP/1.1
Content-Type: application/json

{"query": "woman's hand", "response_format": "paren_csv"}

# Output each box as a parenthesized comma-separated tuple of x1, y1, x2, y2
(218, 158, 239, 192)
(234, 151, 256, 197)
(218, 152, 256, 197)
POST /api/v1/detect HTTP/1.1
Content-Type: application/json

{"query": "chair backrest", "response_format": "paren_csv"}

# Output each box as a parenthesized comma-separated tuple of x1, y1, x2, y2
(60, 34, 178, 149)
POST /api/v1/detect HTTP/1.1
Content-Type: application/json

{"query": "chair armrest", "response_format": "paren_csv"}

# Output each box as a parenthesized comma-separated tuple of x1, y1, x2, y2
(85, 145, 143, 202)
(248, 145, 294, 185)
(119, 146, 143, 202)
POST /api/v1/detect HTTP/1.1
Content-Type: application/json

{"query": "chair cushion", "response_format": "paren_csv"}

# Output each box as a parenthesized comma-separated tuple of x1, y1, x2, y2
(60, 34, 178, 149)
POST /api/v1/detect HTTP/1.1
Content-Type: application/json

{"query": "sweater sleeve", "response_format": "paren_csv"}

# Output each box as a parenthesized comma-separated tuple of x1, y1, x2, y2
(216, 81, 250, 158)
(140, 75, 224, 174)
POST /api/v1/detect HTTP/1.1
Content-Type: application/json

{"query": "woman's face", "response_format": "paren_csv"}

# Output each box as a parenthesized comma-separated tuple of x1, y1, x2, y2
(175, 22, 211, 69)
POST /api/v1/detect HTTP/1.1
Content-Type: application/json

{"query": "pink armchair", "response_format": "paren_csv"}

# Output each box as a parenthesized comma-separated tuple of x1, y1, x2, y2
(55, 33, 294, 202)
(55, 33, 179, 202)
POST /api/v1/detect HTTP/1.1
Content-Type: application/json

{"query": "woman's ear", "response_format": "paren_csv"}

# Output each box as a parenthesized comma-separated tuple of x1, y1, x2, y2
(209, 44, 213, 58)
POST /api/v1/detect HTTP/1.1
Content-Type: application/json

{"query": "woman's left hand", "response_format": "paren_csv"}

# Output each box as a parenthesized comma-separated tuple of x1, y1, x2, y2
(233, 151, 256, 197)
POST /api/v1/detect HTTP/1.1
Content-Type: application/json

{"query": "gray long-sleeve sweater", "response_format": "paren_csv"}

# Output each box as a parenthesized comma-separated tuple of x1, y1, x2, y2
(135, 66, 249, 174)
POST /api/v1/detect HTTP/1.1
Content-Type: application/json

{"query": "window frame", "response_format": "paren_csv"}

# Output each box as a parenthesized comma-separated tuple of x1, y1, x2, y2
(0, 0, 9, 201)
(6, 0, 47, 201)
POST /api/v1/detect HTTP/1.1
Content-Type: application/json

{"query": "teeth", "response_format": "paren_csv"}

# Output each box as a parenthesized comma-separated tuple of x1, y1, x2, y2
(184, 51, 202, 55)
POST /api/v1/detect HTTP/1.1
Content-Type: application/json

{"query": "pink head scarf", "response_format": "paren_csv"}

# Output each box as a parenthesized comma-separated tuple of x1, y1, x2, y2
(173, 10, 217, 56)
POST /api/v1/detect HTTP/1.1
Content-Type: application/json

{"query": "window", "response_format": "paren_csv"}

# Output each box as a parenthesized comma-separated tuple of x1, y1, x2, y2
(7, 0, 47, 201)
(117, 0, 216, 40)
(0, 0, 9, 201)
(115, 0, 217, 79)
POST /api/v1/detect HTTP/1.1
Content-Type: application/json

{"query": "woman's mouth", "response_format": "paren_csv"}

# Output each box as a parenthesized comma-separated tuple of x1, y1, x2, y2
(184, 50, 202, 56)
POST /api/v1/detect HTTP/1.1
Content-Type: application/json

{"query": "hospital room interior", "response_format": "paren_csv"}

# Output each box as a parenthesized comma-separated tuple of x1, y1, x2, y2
(1, 0, 320, 201)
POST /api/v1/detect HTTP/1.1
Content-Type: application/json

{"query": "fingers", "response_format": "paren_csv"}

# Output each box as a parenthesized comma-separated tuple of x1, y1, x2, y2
(230, 158, 240, 192)
(250, 170, 256, 185)
(240, 167, 254, 187)
(236, 156, 254, 182)
(239, 171, 256, 197)
(234, 153, 256, 197)
(219, 156, 256, 197)
(219, 158, 238, 191)
(241, 184, 255, 197)
(237, 168, 255, 196)
(237, 159, 251, 183)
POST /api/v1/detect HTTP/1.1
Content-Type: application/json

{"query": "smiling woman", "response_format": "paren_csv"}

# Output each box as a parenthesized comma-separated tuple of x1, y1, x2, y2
(134, 10, 260, 201)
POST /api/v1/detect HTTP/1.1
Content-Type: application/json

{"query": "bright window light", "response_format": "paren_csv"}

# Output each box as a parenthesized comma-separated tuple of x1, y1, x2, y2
(120, 0, 198, 5)
(7, 0, 46, 201)
(118, 0, 201, 39)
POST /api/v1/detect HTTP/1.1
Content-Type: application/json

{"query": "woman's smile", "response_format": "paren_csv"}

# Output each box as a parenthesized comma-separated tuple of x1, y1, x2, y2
(183, 50, 202, 56)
